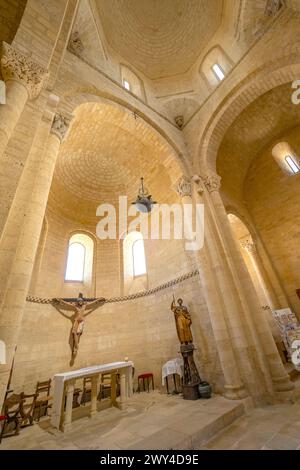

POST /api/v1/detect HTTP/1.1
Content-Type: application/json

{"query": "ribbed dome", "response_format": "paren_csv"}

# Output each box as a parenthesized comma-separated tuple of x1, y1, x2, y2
(95, 0, 223, 79)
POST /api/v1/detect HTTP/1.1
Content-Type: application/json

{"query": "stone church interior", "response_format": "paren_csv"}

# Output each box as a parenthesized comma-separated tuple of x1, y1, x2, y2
(1, 0, 300, 453)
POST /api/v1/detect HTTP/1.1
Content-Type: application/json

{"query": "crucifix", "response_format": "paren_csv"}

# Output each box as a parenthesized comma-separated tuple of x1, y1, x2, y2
(54, 293, 105, 356)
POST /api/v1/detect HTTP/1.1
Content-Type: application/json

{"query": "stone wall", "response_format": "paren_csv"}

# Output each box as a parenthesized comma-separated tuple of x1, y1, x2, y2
(13, 237, 223, 395)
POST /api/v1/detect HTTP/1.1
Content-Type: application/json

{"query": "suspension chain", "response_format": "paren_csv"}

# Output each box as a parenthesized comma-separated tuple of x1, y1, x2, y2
(26, 268, 199, 305)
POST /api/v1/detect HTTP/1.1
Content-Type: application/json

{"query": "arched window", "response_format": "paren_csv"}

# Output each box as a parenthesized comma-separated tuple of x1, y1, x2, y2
(285, 155, 300, 174)
(123, 78, 131, 91)
(272, 142, 300, 175)
(65, 233, 94, 283)
(65, 242, 85, 281)
(132, 238, 147, 276)
(212, 63, 225, 82)
(122, 231, 148, 294)
(199, 45, 233, 90)
(120, 64, 146, 100)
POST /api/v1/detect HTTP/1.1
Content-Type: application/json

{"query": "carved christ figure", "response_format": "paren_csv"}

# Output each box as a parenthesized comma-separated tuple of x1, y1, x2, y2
(171, 297, 193, 344)
(54, 293, 105, 355)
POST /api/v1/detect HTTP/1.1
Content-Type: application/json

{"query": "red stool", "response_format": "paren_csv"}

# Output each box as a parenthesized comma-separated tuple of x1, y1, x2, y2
(137, 373, 154, 393)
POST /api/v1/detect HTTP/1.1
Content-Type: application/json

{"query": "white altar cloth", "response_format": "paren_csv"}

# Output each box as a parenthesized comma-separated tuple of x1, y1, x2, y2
(162, 358, 183, 385)
(51, 361, 133, 429)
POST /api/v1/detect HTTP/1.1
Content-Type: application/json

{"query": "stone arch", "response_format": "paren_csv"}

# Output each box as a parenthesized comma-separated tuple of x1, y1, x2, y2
(225, 205, 258, 243)
(59, 88, 191, 182)
(196, 52, 300, 175)
(0, 0, 27, 44)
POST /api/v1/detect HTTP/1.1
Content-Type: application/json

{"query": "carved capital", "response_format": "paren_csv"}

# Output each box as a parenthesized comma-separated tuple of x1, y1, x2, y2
(241, 239, 256, 254)
(201, 173, 221, 193)
(175, 175, 192, 198)
(1, 42, 48, 100)
(50, 113, 72, 141)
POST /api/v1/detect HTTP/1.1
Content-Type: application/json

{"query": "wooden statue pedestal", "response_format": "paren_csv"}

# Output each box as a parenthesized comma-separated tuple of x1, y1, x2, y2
(180, 343, 201, 400)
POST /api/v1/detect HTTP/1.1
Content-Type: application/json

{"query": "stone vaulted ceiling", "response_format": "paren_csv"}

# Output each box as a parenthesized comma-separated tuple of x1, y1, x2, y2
(47, 103, 182, 225)
(95, 0, 223, 79)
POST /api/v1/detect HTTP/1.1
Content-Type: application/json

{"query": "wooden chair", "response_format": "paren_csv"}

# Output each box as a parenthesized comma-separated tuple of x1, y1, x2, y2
(34, 379, 52, 422)
(19, 392, 38, 427)
(98, 373, 111, 400)
(81, 377, 92, 406)
(0, 393, 24, 443)
(63, 387, 81, 410)
(98, 373, 120, 400)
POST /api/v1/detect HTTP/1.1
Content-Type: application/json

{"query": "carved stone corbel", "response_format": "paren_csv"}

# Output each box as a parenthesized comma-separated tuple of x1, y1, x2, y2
(50, 113, 72, 142)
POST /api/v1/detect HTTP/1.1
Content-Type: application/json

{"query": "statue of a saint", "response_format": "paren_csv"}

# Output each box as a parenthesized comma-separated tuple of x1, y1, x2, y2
(171, 297, 193, 344)
(54, 293, 105, 355)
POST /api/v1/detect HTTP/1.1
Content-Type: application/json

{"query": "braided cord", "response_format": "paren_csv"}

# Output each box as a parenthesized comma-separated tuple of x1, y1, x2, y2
(26, 268, 199, 305)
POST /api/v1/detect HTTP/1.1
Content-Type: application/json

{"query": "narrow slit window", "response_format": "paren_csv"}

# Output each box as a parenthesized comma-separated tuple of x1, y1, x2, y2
(123, 79, 131, 91)
(65, 242, 85, 281)
(132, 239, 146, 276)
(285, 155, 300, 174)
(212, 63, 225, 81)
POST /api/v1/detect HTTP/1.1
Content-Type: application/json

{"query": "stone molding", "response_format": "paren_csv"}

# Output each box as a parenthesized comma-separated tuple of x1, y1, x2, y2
(0, 42, 49, 100)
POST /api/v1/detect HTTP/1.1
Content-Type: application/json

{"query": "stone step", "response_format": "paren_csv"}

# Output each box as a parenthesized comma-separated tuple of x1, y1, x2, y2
(127, 395, 246, 450)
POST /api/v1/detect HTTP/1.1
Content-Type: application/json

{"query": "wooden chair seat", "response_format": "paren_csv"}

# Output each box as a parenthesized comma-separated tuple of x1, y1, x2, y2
(98, 373, 119, 400)
(81, 378, 92, 406)
(35, 395, 52, 403)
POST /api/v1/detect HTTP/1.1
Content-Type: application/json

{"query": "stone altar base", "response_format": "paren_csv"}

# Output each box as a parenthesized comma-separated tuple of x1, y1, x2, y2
(0, 392, 246, 450)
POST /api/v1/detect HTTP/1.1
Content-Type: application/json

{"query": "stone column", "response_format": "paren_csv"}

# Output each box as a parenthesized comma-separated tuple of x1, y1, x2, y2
(175, 176, 248, 400)
(119, 369, 127, 408)
(90, 374, 99, 417)
(0, 42, 48, 159)
(63, 379, 75, 432)
(0, 113, 71, 409)
(201, 172, 293, 394)
(110, 372, 117, 408)
(128, 366, 133, 398)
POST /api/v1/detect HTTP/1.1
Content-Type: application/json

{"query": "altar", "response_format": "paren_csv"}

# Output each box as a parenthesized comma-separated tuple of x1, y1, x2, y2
(51, 361, 133, 431)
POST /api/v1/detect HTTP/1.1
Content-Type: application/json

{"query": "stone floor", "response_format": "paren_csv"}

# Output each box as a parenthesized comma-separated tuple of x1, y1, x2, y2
(2, 389, 300, 450)
(201, 370, 300, 450)
(201, 400, 300, 450)
(0, 391, 244, 450)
